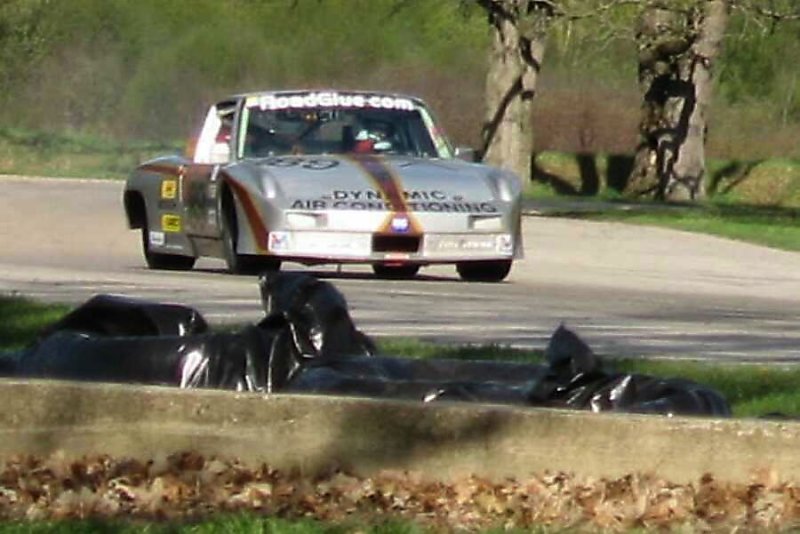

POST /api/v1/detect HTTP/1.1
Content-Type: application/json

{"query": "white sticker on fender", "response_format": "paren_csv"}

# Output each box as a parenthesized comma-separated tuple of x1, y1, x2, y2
(149, 230, 165, 246)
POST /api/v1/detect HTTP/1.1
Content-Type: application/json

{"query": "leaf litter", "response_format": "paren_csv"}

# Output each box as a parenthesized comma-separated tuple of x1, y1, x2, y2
(0, 451, 799, 532)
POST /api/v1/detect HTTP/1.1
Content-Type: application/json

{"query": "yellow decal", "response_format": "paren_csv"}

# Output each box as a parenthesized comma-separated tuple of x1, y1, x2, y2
(161, 214, 182, 233)
(161, 179, 178, 199)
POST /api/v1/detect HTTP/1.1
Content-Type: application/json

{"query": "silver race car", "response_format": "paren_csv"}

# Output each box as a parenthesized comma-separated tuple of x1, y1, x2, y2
(124, 90, 523, 281)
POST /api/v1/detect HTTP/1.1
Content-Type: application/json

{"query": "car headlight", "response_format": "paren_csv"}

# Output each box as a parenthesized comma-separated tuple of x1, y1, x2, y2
(487, 172, 521, 202)
(286, 212, 326, 229)
(470, 215, 502, 231)
(498, 172, 522, 201)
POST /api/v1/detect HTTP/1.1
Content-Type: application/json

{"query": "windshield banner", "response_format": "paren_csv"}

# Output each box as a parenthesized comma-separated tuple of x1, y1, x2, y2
(248, 92, 415, 112)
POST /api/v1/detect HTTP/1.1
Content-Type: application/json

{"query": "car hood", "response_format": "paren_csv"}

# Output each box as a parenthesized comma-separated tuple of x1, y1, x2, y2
(232, 154, 502, 207)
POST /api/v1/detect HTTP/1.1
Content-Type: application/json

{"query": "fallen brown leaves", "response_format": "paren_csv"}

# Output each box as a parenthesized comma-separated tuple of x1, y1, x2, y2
(1, 451, 799, 531)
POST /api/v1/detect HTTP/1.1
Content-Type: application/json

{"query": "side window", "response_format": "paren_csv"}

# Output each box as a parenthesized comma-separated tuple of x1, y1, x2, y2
(407, 113, 438, 158)
(417, 106, 453, 159)
(212, 115, 233, 162)
(194, 105, 235, 164)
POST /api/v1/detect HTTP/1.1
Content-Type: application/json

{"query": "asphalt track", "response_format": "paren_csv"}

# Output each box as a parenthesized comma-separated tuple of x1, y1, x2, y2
(3, 176, 800, 362)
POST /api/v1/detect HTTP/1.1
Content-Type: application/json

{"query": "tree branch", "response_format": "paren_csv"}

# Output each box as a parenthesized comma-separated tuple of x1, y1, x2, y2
(474, 0, 514, 22)
(733, 0, 800, 21)
(474, 0, 560, 22)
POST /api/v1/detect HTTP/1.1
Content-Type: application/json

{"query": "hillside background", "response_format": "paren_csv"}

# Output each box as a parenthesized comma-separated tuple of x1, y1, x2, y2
(1, 0, 798, 161)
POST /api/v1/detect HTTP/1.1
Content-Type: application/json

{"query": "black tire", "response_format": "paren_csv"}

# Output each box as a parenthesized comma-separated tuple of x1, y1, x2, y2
(140, 226, 196, 271)
(456, 260, 512, 282)
(372, 263, 420, 279)
(221, 196, 281, 275)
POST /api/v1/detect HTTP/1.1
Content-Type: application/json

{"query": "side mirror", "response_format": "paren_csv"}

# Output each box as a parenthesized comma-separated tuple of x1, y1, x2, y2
(455, 146, 477, 162)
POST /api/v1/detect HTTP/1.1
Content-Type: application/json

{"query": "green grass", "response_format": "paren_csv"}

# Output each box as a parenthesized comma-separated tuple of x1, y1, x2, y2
(0, 294, 70, 351)
(579, 202, 800, 252)
(0, 127, 182, 180)
(527, 151, 800, 253)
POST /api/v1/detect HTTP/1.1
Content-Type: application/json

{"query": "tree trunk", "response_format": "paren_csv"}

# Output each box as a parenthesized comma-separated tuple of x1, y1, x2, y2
(479, 0, 550, 182)
(626, 0, 729, 202)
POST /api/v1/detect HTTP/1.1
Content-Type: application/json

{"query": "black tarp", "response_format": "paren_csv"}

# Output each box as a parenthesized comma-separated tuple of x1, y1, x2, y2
(36, 294, 209, 338)
(1, 273, 730, 417)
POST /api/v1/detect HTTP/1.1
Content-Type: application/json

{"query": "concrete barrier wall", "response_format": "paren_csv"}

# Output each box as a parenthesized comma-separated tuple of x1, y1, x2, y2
(0, 378, 797, 484)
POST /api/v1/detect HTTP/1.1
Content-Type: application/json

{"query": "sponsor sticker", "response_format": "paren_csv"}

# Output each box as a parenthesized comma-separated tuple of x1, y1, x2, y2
(161, 179, 178, 200)
(497, 234, 514, 253)
(161, 214, 182, 233)
(290, 197, 497, 213)
(249, 92, 415, 112)
(269, 231, 290, 252)
(148, 230, 165, 246)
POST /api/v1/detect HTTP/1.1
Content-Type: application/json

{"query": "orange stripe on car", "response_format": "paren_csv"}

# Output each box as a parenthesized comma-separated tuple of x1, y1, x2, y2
(347, 154, 423, 234)
(139, 162, 184, 176)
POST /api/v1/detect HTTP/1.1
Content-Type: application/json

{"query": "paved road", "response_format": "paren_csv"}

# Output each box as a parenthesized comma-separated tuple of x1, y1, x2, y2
(3, 176, 800, 362)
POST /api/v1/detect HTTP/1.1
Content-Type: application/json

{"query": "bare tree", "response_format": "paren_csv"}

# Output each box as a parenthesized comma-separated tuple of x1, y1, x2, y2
(625, 0, 800, 201)
(624, 0, 729, 201)
(473, 0, 798, 198)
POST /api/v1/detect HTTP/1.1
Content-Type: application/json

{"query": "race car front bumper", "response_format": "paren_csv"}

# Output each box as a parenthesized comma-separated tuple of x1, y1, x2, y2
(266, 230, 515, 263)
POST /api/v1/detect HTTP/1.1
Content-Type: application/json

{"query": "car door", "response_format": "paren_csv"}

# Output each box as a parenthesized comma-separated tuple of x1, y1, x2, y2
(182, 163, 221, 239)
(182, 100, 239, 239)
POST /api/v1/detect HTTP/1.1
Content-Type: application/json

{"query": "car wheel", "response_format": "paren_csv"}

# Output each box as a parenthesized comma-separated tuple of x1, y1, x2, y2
(140, 226, 196, 271)
(372, 263, 420, 279)
(456, 260, 512, 282)
(221, 196, 280, 275)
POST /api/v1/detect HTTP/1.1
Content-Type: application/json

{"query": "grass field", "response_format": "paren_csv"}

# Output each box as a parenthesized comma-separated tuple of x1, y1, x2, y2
(0, 127, 182, 180)
(0, 295, 70, 350)
(571, 201, 800, 252)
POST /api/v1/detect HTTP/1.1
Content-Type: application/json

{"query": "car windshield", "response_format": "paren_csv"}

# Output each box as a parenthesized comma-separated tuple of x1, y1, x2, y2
(239, 94, 452, 159)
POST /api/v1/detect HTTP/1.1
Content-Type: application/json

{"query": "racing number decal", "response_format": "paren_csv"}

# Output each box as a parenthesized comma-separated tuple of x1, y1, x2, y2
(161, 179, 178, 200)
(263, 156, 338, 170)
(161, 214, 182, 232)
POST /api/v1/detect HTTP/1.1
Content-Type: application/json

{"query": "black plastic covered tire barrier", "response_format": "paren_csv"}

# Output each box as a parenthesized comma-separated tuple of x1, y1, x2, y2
(0, 273, 730, 417)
